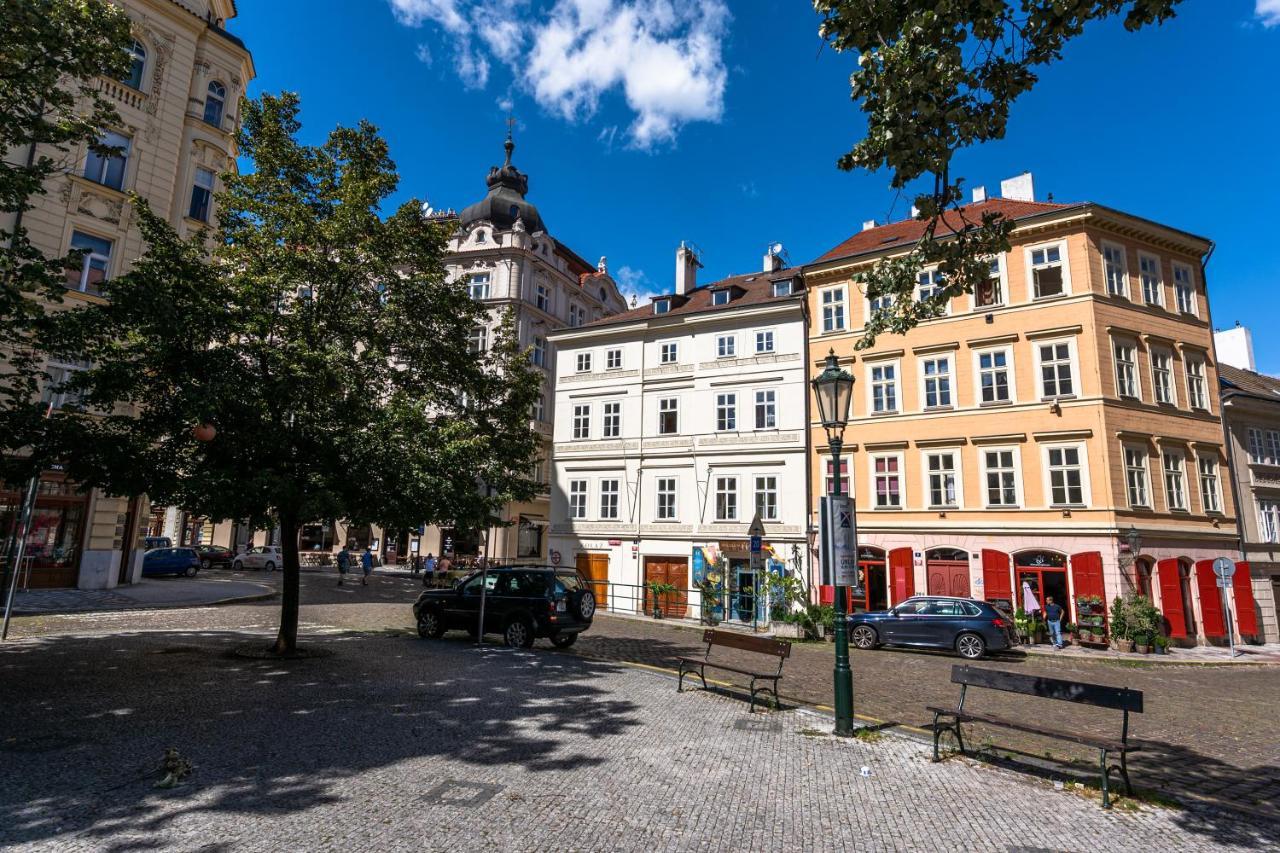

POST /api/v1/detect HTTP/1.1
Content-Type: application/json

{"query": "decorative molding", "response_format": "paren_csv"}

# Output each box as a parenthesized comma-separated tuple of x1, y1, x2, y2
(859, 348, 904, 362)
(697, 432, 803, 447)
(970, 433, 1028, 445)
(1032, 429, 1094, 442)
(911, 342, 960, 355)
(864, 440, 909, 450)
(1025, 325, 1083, 340)
(966, 333, 1019, 348)
(915, 437, 968, 448)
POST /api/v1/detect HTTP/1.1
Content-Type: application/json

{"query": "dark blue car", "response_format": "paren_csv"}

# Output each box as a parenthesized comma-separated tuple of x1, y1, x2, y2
(847, 596, 1016, 660)
(142, 547, 201, 578)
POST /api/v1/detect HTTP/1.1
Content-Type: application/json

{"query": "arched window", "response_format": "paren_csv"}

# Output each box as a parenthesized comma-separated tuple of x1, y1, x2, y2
(926, 547, 968, 562)
(475, 230, 486, 243)
(1177, 561, 1196, 637)
(1134, 557, 1154, 598)
(124, 40, 146, 89)
(204, 81, 226, 127)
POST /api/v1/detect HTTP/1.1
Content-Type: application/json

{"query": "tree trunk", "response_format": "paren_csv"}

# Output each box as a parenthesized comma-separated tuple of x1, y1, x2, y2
(273, 510, 301, 654)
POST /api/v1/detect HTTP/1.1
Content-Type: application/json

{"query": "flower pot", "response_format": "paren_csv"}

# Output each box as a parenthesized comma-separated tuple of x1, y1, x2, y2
(1154, 645, 1167, 655)
(1136, 644, 1150, 654)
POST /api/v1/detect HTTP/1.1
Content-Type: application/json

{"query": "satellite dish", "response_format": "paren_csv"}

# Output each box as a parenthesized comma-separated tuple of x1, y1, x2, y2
(420, 200, 434, 217)
(770, 242, 784, 255)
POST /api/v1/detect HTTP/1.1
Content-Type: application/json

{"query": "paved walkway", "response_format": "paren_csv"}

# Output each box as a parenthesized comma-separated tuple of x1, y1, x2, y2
(0, 630, 1271, 852)
(7, 577, 274, 615)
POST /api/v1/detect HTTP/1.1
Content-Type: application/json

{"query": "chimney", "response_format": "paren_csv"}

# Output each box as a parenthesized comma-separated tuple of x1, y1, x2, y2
(972, 185, 987, 203)
(861, 219, 877, 231)
(763, 243, 784, 273)
(999, 172, 1035, 202)
(675, 241, 701, 296)
(1214, 324, 1256, 371)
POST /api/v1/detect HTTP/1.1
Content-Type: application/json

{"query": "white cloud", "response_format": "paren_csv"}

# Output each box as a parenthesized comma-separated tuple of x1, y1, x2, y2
(1258, 0, 1280, 26)
(615, 264, 661, 303)
(415, 43, 433, 65)
(386, 0, 731, 148)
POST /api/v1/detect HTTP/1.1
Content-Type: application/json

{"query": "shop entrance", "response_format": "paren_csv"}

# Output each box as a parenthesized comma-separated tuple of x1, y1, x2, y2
(849, 546, 888, 612)
(926, 548, 970, 598)
(0, 474, 87, 588)
(577, 552, 610, 610)
(643, 556, 686, 618)
(1014, 551, 1069, 617)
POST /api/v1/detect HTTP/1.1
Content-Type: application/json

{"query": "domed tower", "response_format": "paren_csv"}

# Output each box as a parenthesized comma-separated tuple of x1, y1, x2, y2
(458, 131, 546, 236)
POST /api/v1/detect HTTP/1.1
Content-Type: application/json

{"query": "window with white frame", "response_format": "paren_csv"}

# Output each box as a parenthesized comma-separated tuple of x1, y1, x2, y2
(1125, 446, 1150, 507)
(1173, 263, 1196, 315)
(123, 39, 146, 89)
(1163, 451, 1188, 511)
(1037, 341, 1074, 399)
(716, 392, 737, 431)
(84, 131, 129, 191)
(1198, 456, 1222, 513)
(1151, 349, 1176, 405)
(605, 348, 622, 370)
(916, 268, 947, 316)
(1102, 243, 1128, 297)
(716, 334, 736, 358)
(1186, 357, 1208, 410)
(922, 357, 952, 408)
(1138, 253, 1162, 306)
(569, 480, 588, 519)
(868, 290, 894, 317)
(659, 341, 678, 364)
(189, 167, 215, 222)
(43, 355, 90, 410)
(974, 257, 1004, 308)
(754, 476, 778, 521)
(575, 352, 592, 373)
(712, 289, 731, 306)
(535, 282, 551, 312)
(978, 349, 1012, 404)
(822, 287, 846, 332)
(715, 477, 738, 521)
(204, 80, 226, 126)
(599, 479, 620, 519)
(653, 299, 670, 315)
(475, 229, 487, 243)
(658, 397, 679, 434)
(467, 326, 488, 353)
(1259, 499, 1280, 543)
(825, 458, 849, 495)
(872, 455, 903, 508)
(1247, 428, 1280, 465)
(568, 303, 586, 327)
(656, 477, 677, 520)
(754, 390, 776, 429)
(870, 362, 898, 413)
(1046, 445, 1085, 506)
(1114, 341, 1140, 399)
(572, 404, 591, 439)
(602, 401, 621, 438)
(531, 336, 546, 367)
(926, 451, 959, 508)
(772, 280, 793, 297)
(531, 394, 545, 422)
(755, 330, 774, 353)
(983, 449, 1019, 506)
(467, 272, 491, 300)
(65, 231, 112, 295)
(1028, 243, 1067, 298)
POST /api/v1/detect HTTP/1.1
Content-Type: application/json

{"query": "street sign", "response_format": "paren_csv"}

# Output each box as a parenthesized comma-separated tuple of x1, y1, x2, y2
(1216, 577, 1232, 588)
(749, 535, 762, 553)
(1212, 557, 1236, 580)
(824, 495, 859, 589)
(748, 513, 766, 539)
(549, 549, 561, 566)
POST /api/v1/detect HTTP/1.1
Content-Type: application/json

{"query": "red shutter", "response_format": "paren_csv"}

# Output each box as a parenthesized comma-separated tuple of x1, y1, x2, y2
(981, 549, 1011, 603)
(1194, 560, 1226, 638)
(818, 585, 835, 606)
(1157, 558, 1187, 638)
(1070, 551, 1106, 624)
(1233, 562, 1258, 637)
(889, 547, 914, 605)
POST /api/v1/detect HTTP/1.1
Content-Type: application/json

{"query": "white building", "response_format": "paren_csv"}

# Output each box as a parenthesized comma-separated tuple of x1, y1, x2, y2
(547, 246, 809, 623)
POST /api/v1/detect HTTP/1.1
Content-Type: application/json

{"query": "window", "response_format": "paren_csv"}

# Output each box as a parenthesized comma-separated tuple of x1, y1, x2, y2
(204, 81, 226, 127)
(599, 479, 620, 520)
(1139, 253, 1162, 306)
(188, 167, 215, 222)
(475, 229, 487, 243)
(572, 404, 591, 440)
(1186, 358, 1208, 410)
(870, 362, 897, 413)
(43, 355, 90, 410)
(1125, 447, 1150, 508)
(606, 348, 622, 370)
(772, 280, 793, 297)
(1102, 243, 1128, 297)
(84, 131, 129, 190)
(531, 394, 545, 422)
(1151, 349, 1176, 405)
(535, 283, 550, 312)
(659, 342, 678, 364)
(1028, 243, 1067, 298)
(124, 40, 146, 89)
(1163, 452, 1188, 511)
(922, 357, 952, 408)
(658, 398, 678, 434)
(1114, 342, 1139, 399)
(531, 336, 546, 367)
(568, 303, 585, 327)
(821, 287, 846, 332)
(467, 326, 488, 353)
(974, 257, 1003, 307)
(715, 477, 738, 521)
(984, 449, 1018, 506)
(1259, 499, 1280, 543)
(657, 478, 677, 520)
(65, 231, 112, 295)
(1248, 428, 1280, 465)
(1037, 342, 1074, 399)
(467, 272, 490, 300)
(716, 334, 736, 358)
(754, 476, 778, 521)
(1046, 446, 1085, 506)
(873, 456, 902, 508)
(712, 289, 731, 306)
(916, 268, 946, 316)
(715, 392, 737, 431)
(602, 401, 621, 438)
(1173, 263, 1196, 315)
(575, 352, 592, 373)
(867, 290, 894, 317)
(1198, 457, 1221, 513)
(755, 330, 774, 353)
(825, 458, 849, 495)
(978, 350, 1011, 404)
(569, 480, 588, 519)
(653, 299, 670, 315)
(754, 390, 776, 429)
(926, 452, 958, 508)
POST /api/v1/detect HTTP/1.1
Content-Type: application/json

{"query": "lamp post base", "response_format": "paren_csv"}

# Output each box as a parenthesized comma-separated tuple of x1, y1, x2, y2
(832, 584, 854, 736)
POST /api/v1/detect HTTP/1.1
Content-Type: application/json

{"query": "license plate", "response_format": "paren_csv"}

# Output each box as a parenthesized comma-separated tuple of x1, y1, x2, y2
(556, 600, 567, 612)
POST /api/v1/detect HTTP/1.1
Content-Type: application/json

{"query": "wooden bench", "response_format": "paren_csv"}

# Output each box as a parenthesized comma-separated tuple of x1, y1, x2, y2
(677, 629, 791, 712)
(927, 665, 1144, 808)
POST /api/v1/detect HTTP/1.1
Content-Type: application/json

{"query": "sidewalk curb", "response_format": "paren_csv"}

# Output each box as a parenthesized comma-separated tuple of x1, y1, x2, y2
(12, 587, 276, 617)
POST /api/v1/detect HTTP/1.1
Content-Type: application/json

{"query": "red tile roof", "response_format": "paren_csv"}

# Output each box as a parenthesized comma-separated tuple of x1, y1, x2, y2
(578, 269, 801, 329)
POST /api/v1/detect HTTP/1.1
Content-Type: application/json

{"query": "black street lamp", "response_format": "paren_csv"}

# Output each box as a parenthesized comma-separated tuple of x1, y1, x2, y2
(810, 348, 855, 736)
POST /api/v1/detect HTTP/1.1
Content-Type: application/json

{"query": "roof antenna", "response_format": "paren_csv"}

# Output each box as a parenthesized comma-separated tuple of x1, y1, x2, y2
(504, 114, 516, 166)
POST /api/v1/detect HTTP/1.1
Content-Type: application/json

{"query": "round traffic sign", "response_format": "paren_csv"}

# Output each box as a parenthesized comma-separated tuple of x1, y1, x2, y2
(1212, 557, 1236, 579)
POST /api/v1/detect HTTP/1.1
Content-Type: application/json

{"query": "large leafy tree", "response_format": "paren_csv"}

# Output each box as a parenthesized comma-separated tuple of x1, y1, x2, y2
(48, 93, 541, 654)
(814, 0, 1183, 347)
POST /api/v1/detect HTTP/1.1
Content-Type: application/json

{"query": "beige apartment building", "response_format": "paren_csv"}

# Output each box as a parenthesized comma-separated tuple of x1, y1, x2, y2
(804, 176, 1247, 646)
(1, 0, 252, 587)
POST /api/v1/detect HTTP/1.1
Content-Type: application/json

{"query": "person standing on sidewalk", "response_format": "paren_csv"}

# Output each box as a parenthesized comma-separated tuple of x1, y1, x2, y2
(1045, 596, 1065, 649)
(336, 544, 351, 586)
(423, 552, 437, 586)
(361, 546, 373, 586)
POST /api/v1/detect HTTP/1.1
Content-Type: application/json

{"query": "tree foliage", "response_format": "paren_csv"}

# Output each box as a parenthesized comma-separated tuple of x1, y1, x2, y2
(47, 93, 542, 653)
(814, 0, 1183, 347)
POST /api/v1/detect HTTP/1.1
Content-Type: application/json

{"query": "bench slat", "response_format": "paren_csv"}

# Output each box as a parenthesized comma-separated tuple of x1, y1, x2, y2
(927, 706, 1138, 752)
(950, 665, 1143, 713)
(702, 629, 791, 659)
(678, 657, 783, 679)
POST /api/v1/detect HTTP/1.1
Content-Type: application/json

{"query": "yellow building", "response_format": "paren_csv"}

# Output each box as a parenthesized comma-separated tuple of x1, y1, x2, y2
(2, 0, 253, 587)
(804, 179, 1242, 645)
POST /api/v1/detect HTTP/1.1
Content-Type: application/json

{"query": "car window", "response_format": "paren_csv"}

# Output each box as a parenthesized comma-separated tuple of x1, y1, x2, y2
(923, 600, 963, 616)
(894, 600, 930, 616)
(555, 572, 583, 590)
(462, 573, 499, 595)
(507, 571, 548, 596)
(962, 602, 983, 617)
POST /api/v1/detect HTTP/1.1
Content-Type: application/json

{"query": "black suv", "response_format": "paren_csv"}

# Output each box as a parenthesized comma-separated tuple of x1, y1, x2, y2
(412, 565, 597, 649)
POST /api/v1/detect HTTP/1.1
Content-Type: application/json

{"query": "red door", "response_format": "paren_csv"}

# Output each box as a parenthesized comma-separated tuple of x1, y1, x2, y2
(1233, 562, 1259, 636)
(1194, 560, 1226, 638)
(1069, 552, 1106, 624)
(1156, 558, 1187, 638)
(927, 560, 969, 597)
(981, 550, 1011, 604)
(889, 547, 914, 605)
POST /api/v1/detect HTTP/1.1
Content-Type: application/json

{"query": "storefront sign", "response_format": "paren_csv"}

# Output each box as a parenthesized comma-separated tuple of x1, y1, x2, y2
(608, 539, 622, 546)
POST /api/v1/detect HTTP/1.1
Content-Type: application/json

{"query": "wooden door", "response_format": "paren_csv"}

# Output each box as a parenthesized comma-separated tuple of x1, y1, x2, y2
(981, 549, 1011, 604)
(889, 548, 914, 605)
(644, 557, 688, 618)
(926, 559, 968, 597)
(575, 552, 609, 609)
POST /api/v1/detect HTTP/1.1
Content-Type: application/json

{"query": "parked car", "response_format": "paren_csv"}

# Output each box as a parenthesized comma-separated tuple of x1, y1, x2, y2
(232, 545, 281, 572)
(846, 596, 1017, 660)
(142, 547, 201, 578)
(193, 544, 233, 570)
(413, 565, 596, 649)
(144, 536, 173, 550)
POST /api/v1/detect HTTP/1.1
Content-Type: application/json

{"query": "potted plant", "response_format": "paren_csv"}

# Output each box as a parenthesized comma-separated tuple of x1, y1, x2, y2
(1065, 622, 1079, 645)
(1133, 631, 1152, 654)
(697, 579, 722, 626)
(1154, 634, 1169, 655)
(1109, 596, 1131, 651)
(647, 581, 678, 619)
(1125, 593, 1162, 655)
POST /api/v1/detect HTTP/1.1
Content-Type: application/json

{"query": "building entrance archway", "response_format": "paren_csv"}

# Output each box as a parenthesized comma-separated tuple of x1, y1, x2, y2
(925, 547, 970, 598)
(1014, 550, 1068, 617)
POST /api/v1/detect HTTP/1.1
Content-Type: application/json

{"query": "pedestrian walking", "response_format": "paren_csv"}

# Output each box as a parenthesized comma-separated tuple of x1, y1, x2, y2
(1045, 595, 1065, 649)
(361, 546, 373, 586)
(336, 544, 351, 586)
(423, 552, 437, 587)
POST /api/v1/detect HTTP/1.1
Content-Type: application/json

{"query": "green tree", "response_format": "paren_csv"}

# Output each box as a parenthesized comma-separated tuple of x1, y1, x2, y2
(814, 1, 1182, 347)
(47, 92, 541, 654)
(0, 0, 130, 481)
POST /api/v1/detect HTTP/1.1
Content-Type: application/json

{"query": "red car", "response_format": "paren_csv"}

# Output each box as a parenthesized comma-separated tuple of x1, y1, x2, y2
(193, 544, 234, 570)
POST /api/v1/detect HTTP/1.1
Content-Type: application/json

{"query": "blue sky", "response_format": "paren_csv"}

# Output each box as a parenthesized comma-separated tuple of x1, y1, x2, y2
(232, 1, 1280, 372)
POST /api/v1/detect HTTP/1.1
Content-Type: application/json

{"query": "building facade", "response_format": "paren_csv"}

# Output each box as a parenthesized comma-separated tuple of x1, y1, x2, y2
(803, 177, 1244, 645)
(3, 0, 253, 588)
(547, 247, 809, 622)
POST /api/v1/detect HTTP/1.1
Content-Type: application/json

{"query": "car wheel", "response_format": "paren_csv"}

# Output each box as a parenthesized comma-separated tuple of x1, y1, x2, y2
(417, 610, 446, 639)
(201, 558, 212, 570)
(184, 565, 199, 578)
(851, 625, 878, 650)
(232, 560, 243, 571)
(550, 632, 578, 649)
(265, 561, 276, 572)
(576, 590, 596, 621)
(503, 617, 535, 649)
(956, 632, 986, 660)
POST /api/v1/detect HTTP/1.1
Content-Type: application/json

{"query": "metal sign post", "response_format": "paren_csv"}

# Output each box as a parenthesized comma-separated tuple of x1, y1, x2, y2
(1212, 557, 1237, 659)
(1, 472, 42, 642)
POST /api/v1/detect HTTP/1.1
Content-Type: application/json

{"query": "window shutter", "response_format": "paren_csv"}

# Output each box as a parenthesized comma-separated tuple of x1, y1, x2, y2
(889, 547, 914, 605)
(981, 549, 1011, 602)
(1194, 560, 1226, 638)
(1232, 562, 1258, 637)
(1156, 559, 1187, 638)
(1069, 551, 1106, 623)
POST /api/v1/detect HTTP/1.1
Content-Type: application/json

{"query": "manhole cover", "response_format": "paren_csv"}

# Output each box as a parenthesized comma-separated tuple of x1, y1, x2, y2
(733, 718, 782, 733)
(422, 780, 504, 807)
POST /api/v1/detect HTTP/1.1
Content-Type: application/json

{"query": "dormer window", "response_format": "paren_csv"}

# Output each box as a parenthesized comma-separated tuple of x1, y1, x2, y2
(475, 230, 487, 243)
(712, 289, 731, 306)
(653, 299, 670, 315)
(772, 280, 793, 297)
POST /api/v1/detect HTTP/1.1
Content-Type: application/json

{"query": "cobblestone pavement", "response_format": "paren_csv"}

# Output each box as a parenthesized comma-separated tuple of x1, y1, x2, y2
(0, 630, 1272, 852)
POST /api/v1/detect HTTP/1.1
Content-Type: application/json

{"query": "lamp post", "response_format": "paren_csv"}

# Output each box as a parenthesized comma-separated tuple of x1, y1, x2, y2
(810, 349, 855, 736)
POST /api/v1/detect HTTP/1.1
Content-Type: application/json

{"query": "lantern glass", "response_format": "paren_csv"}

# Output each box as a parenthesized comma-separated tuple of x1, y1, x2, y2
(1125, 525, 1142, 555)
(811, 350, 854, 431)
